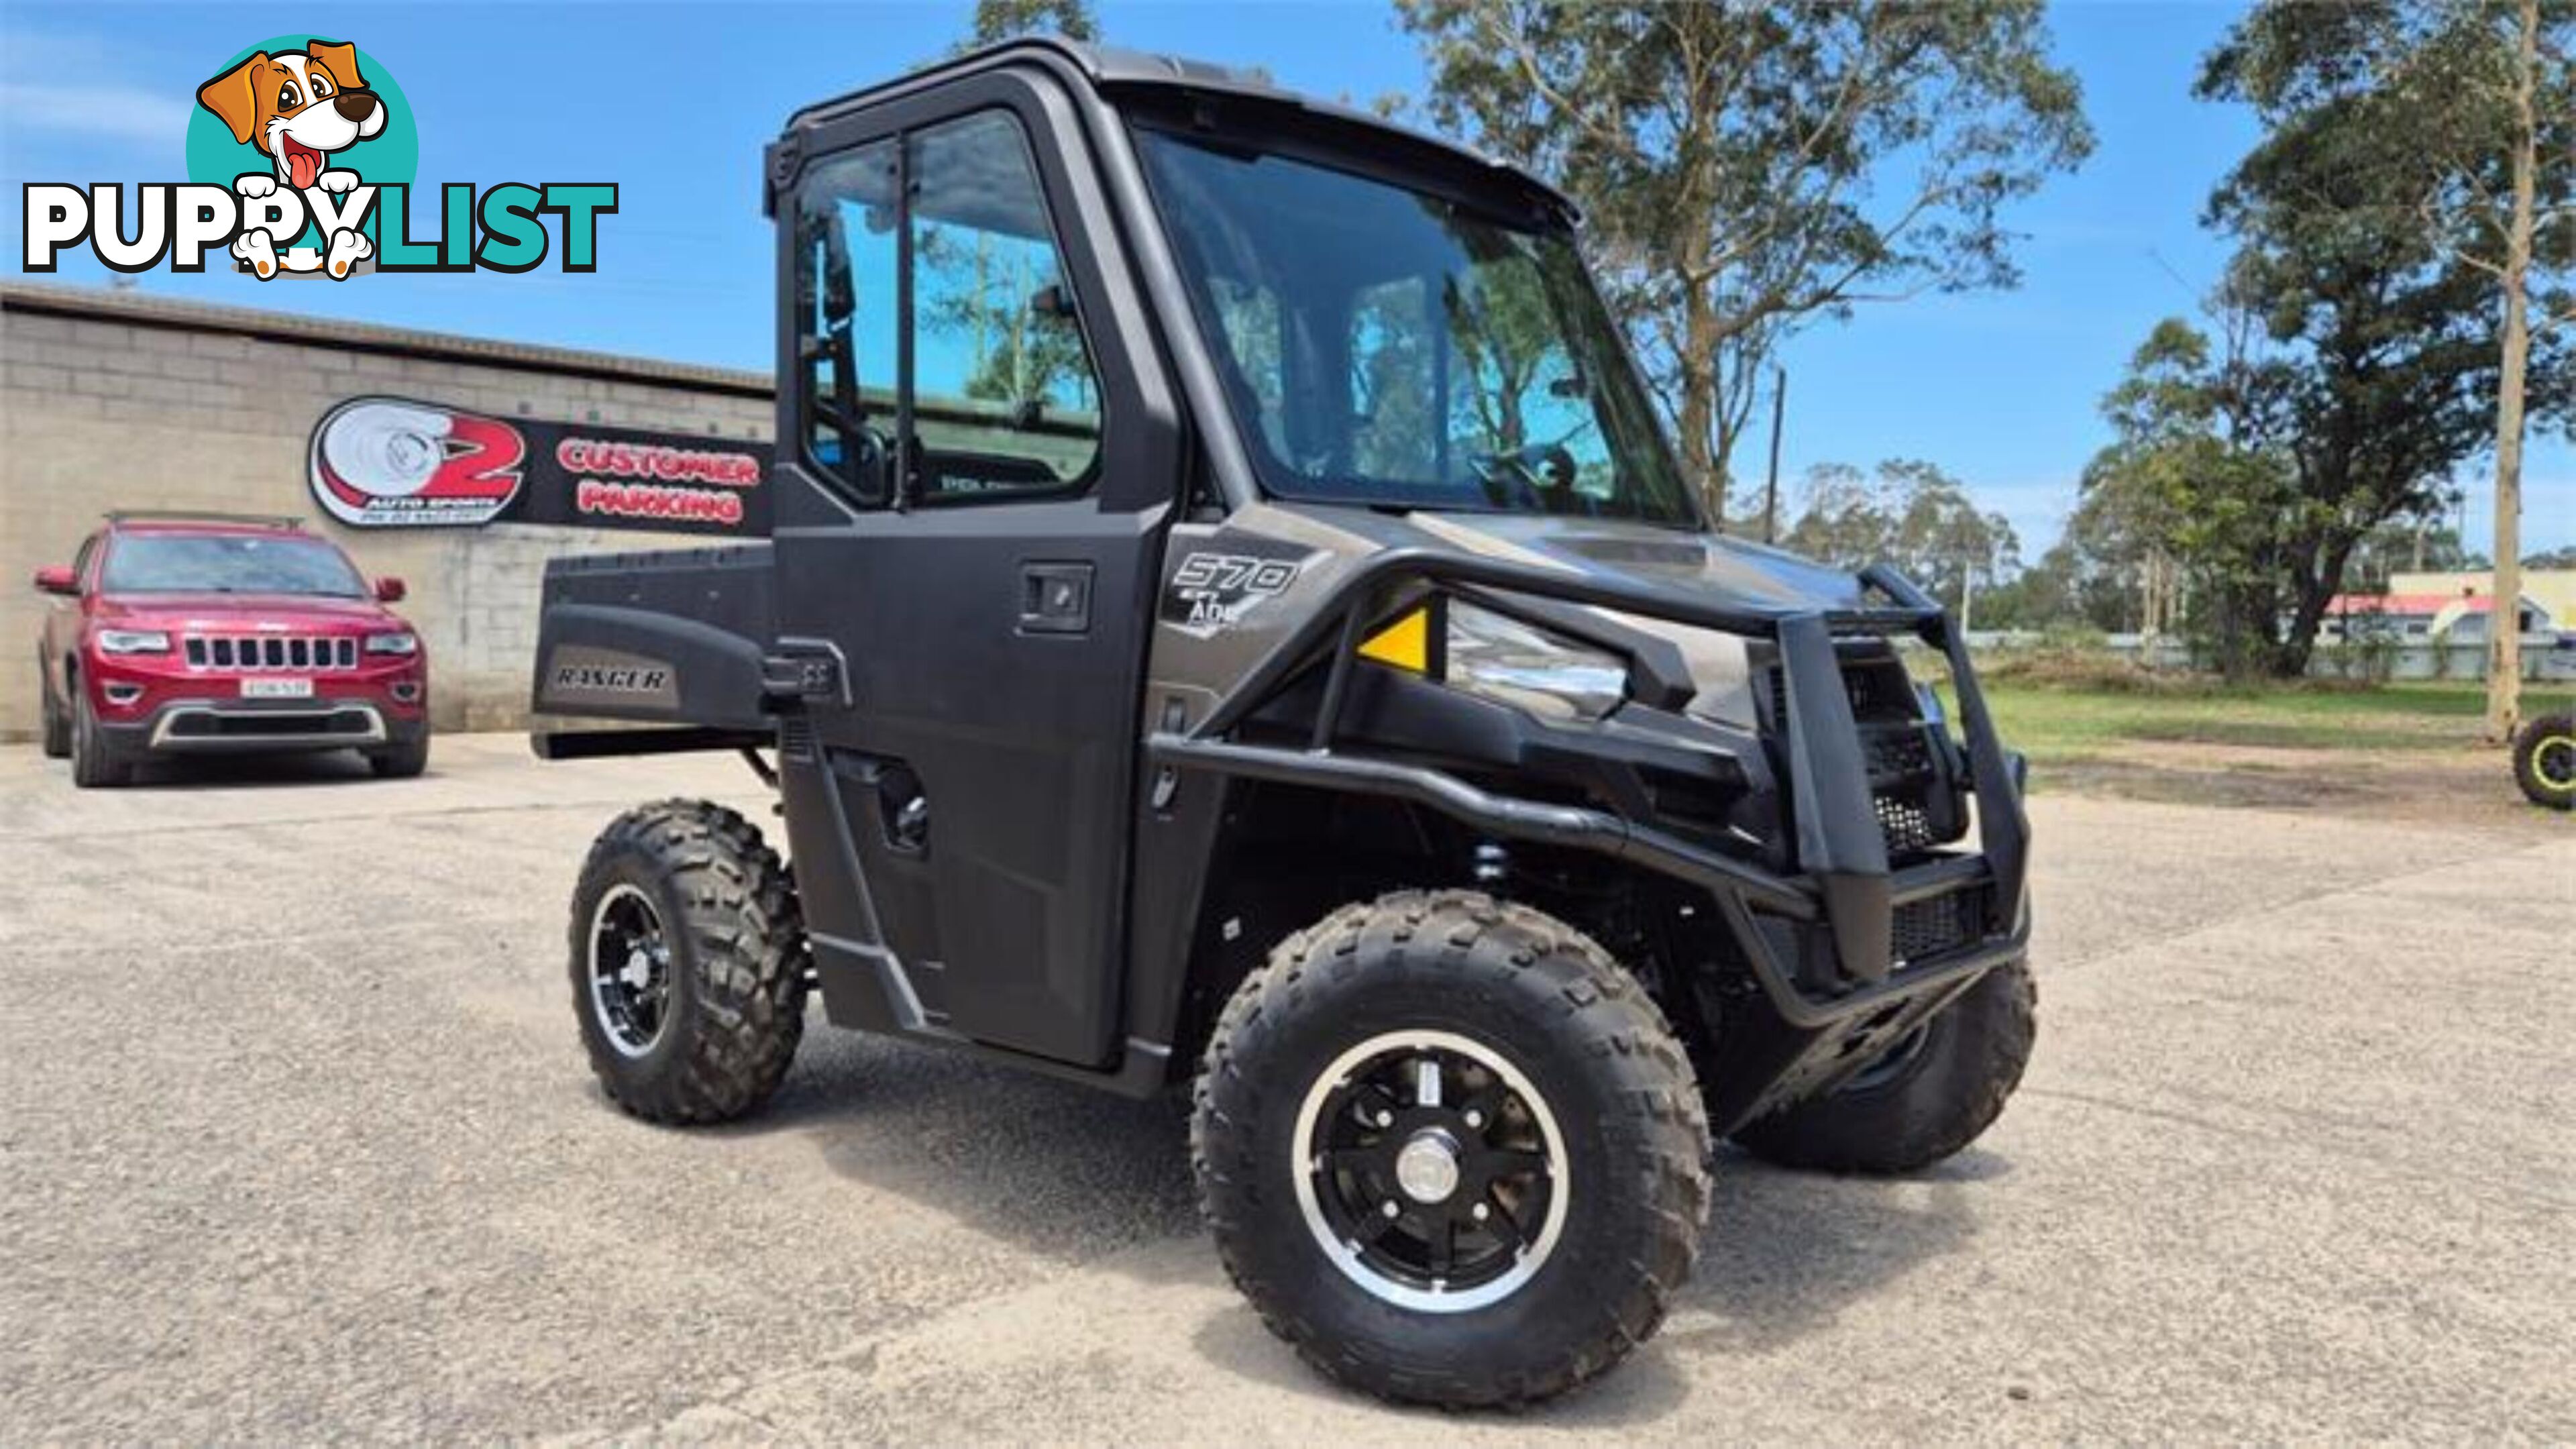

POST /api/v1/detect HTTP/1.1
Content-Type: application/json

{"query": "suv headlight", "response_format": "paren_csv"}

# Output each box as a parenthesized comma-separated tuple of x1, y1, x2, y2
(1361, 598, 1627, 722)
(364, 631, 419, 656)
(92, 627, 170, 655)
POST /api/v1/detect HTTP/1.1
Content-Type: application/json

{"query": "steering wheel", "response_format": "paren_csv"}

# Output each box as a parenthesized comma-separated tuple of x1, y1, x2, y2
(1471, 441, 1580, 511)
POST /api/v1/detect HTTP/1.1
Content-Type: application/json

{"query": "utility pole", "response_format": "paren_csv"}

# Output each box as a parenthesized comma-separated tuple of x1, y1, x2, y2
(2483, 0, 2538, 742)
(1761, 366, 1787, 545)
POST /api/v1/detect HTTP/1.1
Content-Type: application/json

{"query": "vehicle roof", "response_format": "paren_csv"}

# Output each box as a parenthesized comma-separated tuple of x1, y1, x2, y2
(102, 514, 315, 537)
(778, 37, 1575, 223)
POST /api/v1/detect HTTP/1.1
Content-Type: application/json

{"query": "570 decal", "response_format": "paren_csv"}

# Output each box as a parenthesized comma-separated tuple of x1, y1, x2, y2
(1166, 549, 1308, 635)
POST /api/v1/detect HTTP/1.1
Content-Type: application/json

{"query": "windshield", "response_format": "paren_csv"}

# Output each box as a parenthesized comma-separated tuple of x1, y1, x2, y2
(103, 533, 368, 596)
(1136, 129, 1697, 527)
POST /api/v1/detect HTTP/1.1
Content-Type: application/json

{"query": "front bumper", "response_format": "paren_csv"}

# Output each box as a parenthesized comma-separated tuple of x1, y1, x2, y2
(105, 697, 427, 755)
(83, 655, 428, 758)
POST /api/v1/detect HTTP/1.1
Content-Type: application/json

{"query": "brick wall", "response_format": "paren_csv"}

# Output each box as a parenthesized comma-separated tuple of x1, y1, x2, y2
(1, 284, 773, 739)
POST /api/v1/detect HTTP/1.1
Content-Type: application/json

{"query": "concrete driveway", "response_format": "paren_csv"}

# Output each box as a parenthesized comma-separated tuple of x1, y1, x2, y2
(1, 736, 2567, 1441)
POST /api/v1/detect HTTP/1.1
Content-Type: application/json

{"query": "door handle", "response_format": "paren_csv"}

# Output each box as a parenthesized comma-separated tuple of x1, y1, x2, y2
(1019, 562, 1093, 635)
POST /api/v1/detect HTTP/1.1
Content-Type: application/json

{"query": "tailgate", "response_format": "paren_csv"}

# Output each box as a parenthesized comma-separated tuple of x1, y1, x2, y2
(531, 543, 777, 731)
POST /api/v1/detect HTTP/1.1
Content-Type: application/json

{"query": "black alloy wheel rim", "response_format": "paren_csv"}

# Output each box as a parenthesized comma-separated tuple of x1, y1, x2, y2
(588, 883, 672, 1058)
(1295, 1031, 1567, 1311)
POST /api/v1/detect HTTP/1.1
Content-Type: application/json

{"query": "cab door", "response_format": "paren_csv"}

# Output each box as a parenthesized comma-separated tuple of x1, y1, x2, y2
(768, 76, 1180, 1068)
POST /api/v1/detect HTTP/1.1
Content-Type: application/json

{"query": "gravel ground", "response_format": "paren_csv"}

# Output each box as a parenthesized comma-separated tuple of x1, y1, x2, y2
(1, 735, 2567, 1442)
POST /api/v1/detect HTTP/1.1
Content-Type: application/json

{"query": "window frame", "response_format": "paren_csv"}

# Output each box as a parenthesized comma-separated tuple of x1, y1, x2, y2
(792, 136, 901, 512)
(790, 105, 1107, 514)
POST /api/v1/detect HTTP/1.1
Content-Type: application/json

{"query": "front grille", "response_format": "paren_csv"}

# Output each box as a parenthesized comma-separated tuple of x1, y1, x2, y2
(164, 708, 376, 739)
(1875, 794, 1935, 855)
(1862, 723, 1932, 782)
(184, 635, 358, 671)
(1762, 648, 1962, 860)
(1762, 654, 1918, 735)
(1890, 890, 1977, 966)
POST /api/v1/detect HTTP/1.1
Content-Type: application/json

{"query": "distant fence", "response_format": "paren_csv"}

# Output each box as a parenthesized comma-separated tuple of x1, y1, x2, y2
(1960, 631, 2576, 682)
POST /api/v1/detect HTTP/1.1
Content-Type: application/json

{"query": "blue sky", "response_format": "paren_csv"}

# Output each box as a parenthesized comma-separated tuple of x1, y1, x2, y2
(4, 1, 2566, 557)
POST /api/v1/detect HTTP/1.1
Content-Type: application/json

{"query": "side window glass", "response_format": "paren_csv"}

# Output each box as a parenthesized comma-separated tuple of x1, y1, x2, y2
(72, 535, 99, 588)
(908, 111, 1101, 500)
(796, 138, 900, 508)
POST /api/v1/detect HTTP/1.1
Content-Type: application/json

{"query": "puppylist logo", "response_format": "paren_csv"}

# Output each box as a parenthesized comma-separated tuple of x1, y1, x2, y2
(21, 35, 615, 280)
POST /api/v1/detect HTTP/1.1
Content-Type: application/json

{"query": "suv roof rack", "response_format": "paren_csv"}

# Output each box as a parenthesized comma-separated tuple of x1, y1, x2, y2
(104, 509, 305, 529)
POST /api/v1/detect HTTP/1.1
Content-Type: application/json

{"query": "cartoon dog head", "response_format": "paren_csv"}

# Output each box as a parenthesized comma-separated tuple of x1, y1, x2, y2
(197, 41, 385, 190)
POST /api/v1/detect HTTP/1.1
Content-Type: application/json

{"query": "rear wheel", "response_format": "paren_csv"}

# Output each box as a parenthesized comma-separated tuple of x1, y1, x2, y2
(2512, 712, 2575, 811)
(1733, 958, 2035, 1175)
(570, 800, 808, 1124)
(68, 681, 128, 788)
(38, 656, 69, 759)
(1193, 890, 1710, 1409)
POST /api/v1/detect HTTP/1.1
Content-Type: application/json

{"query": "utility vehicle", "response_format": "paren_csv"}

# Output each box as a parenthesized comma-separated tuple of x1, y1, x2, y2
(531, 40, 2036, 1409)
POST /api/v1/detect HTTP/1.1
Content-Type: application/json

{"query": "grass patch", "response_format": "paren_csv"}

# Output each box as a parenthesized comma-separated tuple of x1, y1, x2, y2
(2119, 718, 2444, 752)
(1941, 674, 2542, 765)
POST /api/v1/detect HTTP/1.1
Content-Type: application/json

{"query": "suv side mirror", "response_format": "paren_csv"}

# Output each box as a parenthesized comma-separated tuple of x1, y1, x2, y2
(374, 576, 407, 603)
(33, 566, 76, 596)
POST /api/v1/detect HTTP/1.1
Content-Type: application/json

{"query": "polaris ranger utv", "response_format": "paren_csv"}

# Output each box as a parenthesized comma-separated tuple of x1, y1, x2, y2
(532, 40, 2035, 1409)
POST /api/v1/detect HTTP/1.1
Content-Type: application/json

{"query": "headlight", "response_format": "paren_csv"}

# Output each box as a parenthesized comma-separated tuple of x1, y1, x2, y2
(92, 628, 170, 655)
(364, 631, 419, 656)
(1442, 601, 1627, 721)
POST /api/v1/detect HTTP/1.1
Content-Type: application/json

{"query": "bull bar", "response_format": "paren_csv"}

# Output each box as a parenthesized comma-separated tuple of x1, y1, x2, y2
(1145, 548, 2031, 1031)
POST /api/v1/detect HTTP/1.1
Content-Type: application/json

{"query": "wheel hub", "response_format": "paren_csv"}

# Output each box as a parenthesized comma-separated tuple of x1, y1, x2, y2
(1393, 1128, 1462, 1203)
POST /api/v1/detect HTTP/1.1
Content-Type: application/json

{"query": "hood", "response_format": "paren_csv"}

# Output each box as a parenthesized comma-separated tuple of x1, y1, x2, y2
(1278, 506, 1881, 731)
(1403, 512, 1870, 612)
(95, 592, 398, 631)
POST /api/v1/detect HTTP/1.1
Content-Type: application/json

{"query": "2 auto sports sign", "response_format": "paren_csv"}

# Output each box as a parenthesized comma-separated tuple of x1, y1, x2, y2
(309, 397, 770, 537)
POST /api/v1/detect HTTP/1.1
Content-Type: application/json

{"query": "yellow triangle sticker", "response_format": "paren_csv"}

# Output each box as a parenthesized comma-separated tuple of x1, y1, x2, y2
(1356, 607, 1430, 674)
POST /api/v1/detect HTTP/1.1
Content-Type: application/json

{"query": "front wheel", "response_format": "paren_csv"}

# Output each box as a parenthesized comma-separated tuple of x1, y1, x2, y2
(366, 733, 430, 779)
(2513, 712, 2575, 811)
(1193, 891, 1711, 1409)
(68, 684, 128, 788)
(569, 800, 809, 1124)
(1733, 958, 2036, 1175)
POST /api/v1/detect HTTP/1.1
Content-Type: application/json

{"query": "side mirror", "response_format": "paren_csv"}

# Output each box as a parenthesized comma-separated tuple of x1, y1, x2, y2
(33, 566, 76, 596)
(374, 576, 407, 603)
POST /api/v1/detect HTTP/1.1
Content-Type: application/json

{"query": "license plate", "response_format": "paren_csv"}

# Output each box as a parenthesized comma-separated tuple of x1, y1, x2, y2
(239, 677, 314, 699)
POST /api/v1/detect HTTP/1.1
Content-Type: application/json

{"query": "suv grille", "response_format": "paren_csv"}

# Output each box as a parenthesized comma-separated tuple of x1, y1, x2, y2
(184, 635, 359, 671)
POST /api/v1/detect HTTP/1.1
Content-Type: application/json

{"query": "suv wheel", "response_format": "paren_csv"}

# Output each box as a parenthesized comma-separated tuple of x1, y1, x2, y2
(68, 678, 128, 788)
(1733, 957, 2036, 1175)
(38, 655, 70, 759)
(366, 734, 431, 780)
(570, 800, 809, 1124)
(1193, 890, 1710, 1409)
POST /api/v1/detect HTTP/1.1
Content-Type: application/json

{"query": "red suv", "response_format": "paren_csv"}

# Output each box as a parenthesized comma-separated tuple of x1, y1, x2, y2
(32, 512, 430, 787)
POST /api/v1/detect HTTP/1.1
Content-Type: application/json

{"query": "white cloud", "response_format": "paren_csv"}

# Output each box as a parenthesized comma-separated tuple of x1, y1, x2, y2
(0, 80, 191, 145)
